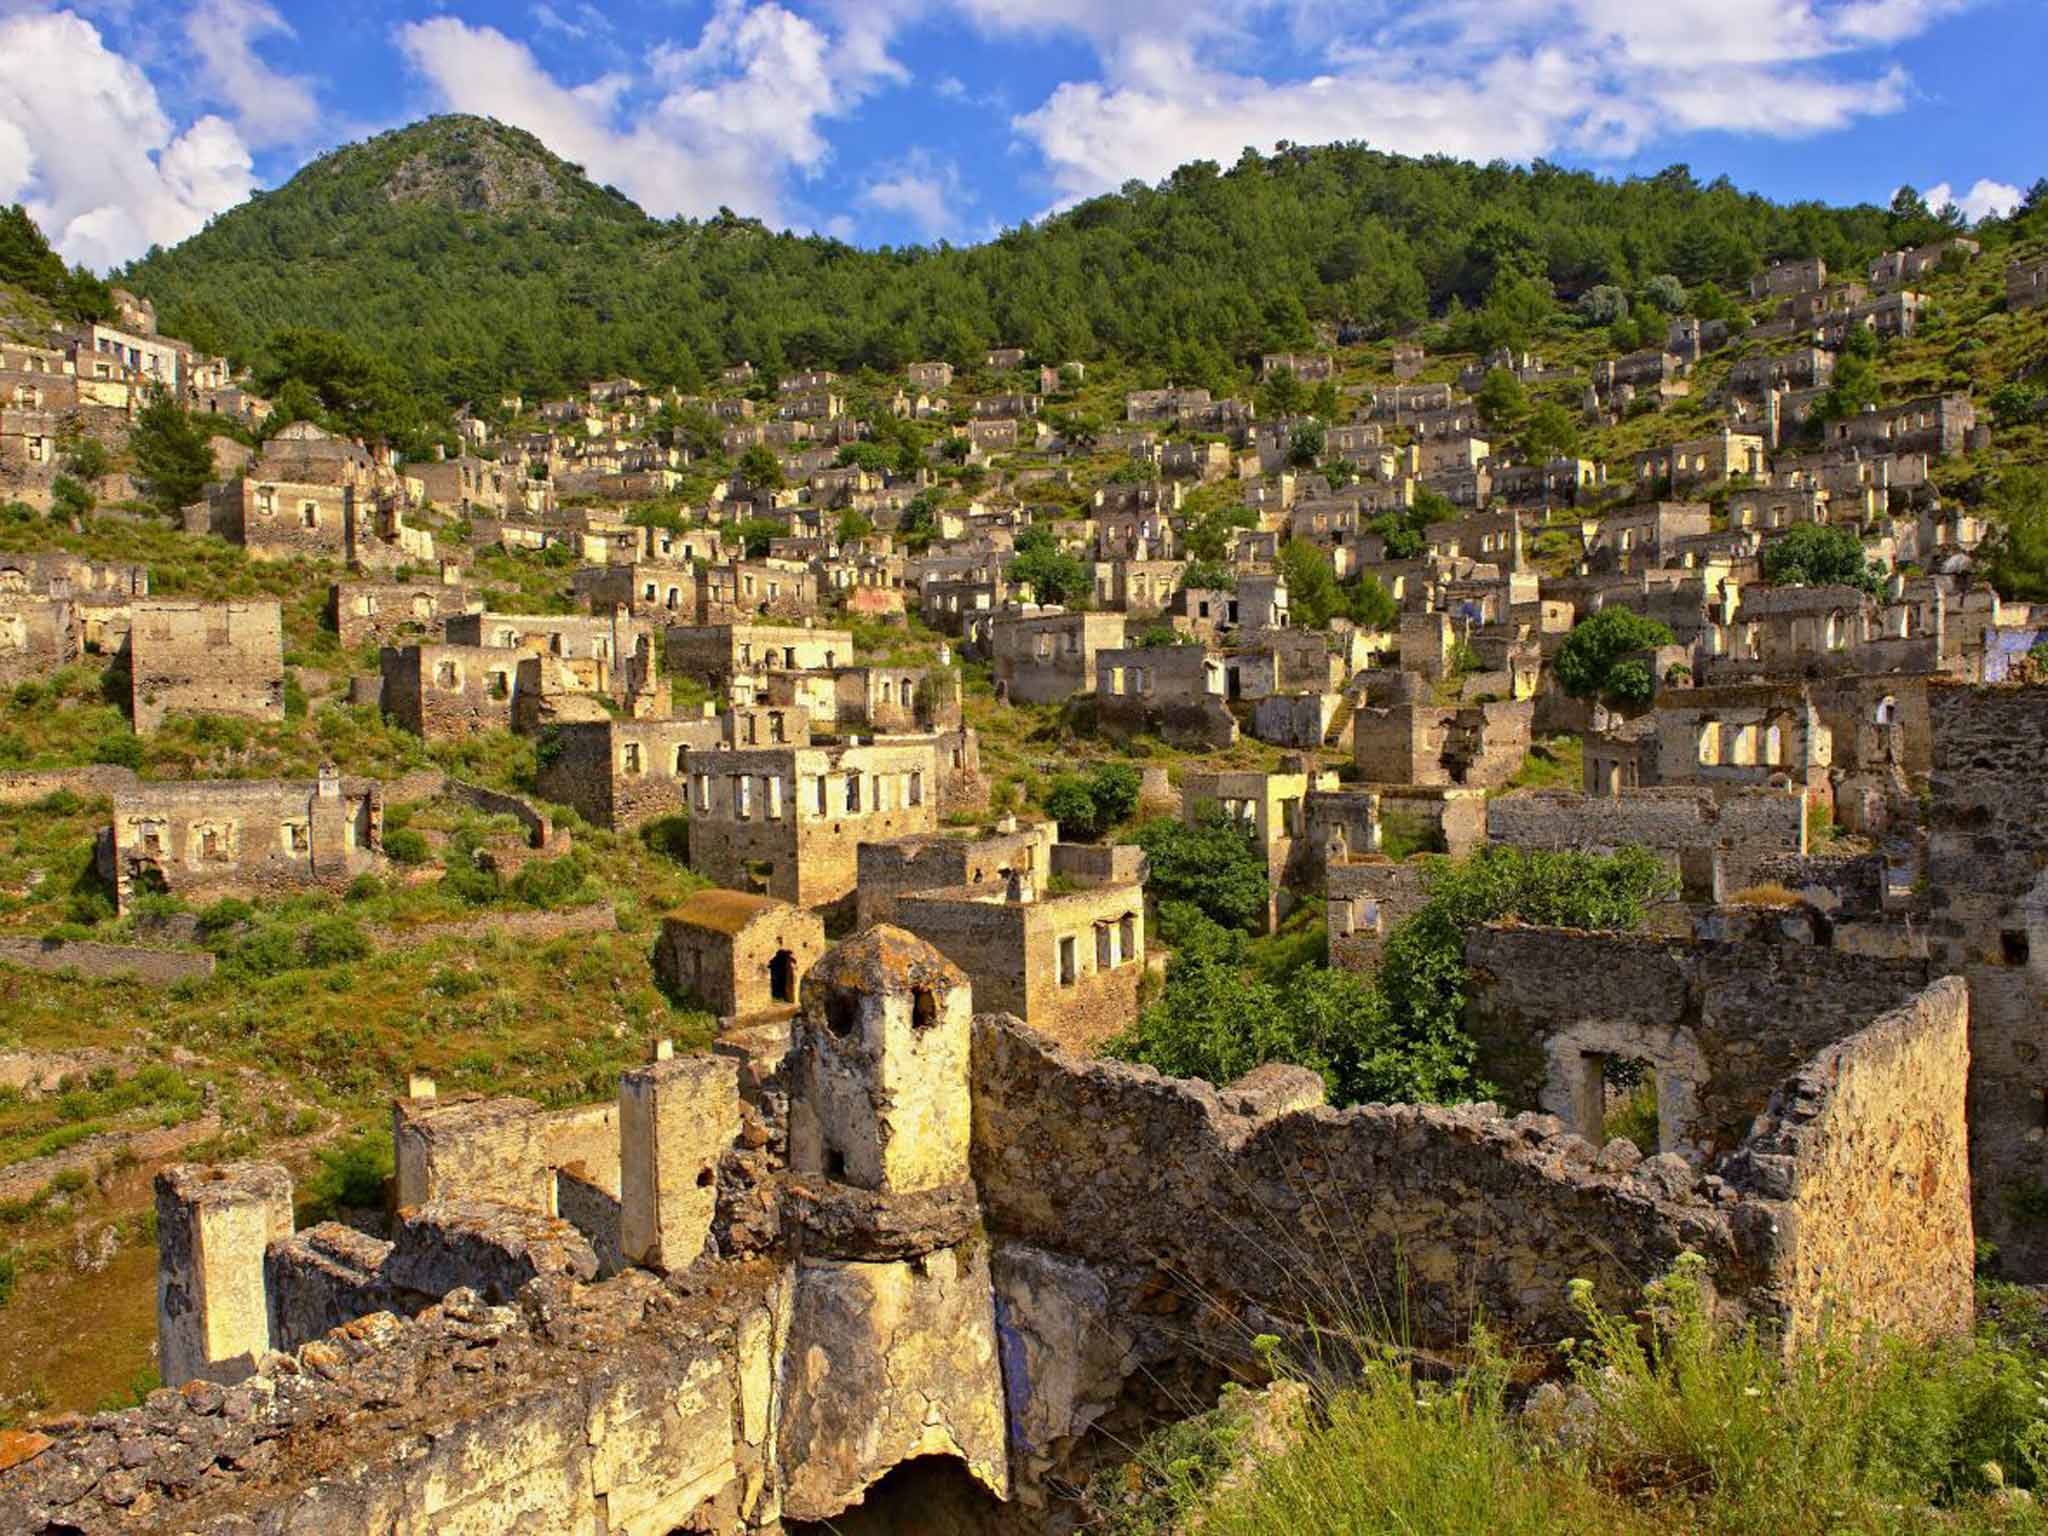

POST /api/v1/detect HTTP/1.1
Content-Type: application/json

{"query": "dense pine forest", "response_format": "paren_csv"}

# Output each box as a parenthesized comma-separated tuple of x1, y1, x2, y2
(116, 115, 2040, 418)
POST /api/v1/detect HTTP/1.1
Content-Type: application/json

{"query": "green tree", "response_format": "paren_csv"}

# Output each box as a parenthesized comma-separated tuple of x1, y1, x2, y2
(1009, 524, 1090, 606)
(1133, 810, 1271, 934)
(738, 443, 784, 491)
(835, 507, 874, 542)
(130, 396, 216, 512)
(1345, 573, 1398, 630)
(1641, 273, 1688, 312)
(1045, 762, 1141, 841)
(1555, 606, 1675, 700)
(735, 518, 785, 559)
(1816, 327, 1882, 422)
(1288, 420, 1326, 468)
(1760, 522, 1881, 594)
(1257, 369, 1308, 418)
(1982, 467, 2048, 603)
(1520, 400, 1582, 462)
(896, 493, 939, 553)
(1279, 537, 1343, 628)
(1475, 367, 1529, 429)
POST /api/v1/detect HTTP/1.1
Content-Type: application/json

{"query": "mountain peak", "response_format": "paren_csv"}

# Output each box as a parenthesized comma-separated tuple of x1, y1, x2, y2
(290, 115, 644, 221)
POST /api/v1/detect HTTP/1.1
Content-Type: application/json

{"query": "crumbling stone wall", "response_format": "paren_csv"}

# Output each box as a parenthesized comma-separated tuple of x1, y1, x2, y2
(108, 774, 382, 913)
(393, 1093, 620, 1214)
(970, 1015, 1739, 1348)
(1487, 786, 1804, 896)
(128, 599, 283, 732)
(1465, 924, 1929, 1159)
(536, 716, 721, 830)
(1926, 683, 2048, 1274)
(0, 595, 77, 684)
(1723, 977, 1974, 1342)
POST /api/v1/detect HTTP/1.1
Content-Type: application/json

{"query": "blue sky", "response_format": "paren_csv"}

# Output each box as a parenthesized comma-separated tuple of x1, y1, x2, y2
(0, 0, 2041, 272)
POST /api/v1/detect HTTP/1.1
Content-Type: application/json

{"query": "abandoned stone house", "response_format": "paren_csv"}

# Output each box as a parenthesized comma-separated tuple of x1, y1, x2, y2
(990, 610, 1128, 705)
(666, 623, 854, 693)
(1581, 502, 1714, 573)
(853, 817, 1060, 930)
(1633, 432, 1767, 493)
(1869, 238, 1977, 289)
(1182, 764, 1334, 923)
(1749, 256, 1827, 299)
(761, 665, 960, 736)
(894, 856, 1147, 1051)
(985, 345, 1027, 368)
(1728, 347, 1835, 395)
(1816, 291, 1925, 345)
(568, 561, 695, 626)
(1584, 687, 1832, 807)
(1094, 643, 1239, 750)
(2006, 258, 2048, 312)
(698, 559, 819, 624)
(411, 453, 511, 514)
(127, 599, 284, 733)
(379, 643, 521, 740)
(1091, 558, 1187, 617)
(104, 770, 382, 913)
(907, 360, 954, 391)
(329, 577, 480, 651)
(652, 889, 826, 1021)
(686, 738, 941, 910)
(1353, 670, 1533, 790)
(1260, 351, 1335, 381)
(533, 715, 733, 831)
(1826, 394, 1979, 459)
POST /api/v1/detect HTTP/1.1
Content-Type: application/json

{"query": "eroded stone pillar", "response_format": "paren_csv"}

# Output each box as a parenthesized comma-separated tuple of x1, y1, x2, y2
(619, 1050, 740, 1272)
(155, 1162, 293, 1387)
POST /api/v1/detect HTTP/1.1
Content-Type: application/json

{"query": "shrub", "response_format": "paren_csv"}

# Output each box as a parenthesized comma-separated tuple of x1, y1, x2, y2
(1046, 762, 1143, 841)
(1761, 521, 1882, 594)
(382, 826, 430, 866)
(298, 1132, 393, 1223)
(641, 814, 689, 863)
(90, 732, 144, 769)
(196, 898, 254, 939)
(225, 925, 298, 978)
(0, 1248, 14, 1309)
(299, 915, 371, 968)
(509, 852, 594, 909)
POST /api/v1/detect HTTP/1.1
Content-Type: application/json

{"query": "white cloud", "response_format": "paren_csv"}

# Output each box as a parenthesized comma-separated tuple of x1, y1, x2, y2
(1923, 177, 2023, 223)
(183, 0, 319, 148)
(0, 9, 255, 270)
(862, 151, 969, 240)
(968, 0, 1983, 207)
(397, 1, 904, 225)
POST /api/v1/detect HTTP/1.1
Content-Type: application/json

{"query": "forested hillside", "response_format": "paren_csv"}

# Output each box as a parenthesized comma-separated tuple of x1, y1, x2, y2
(120, 114, 2018, 410)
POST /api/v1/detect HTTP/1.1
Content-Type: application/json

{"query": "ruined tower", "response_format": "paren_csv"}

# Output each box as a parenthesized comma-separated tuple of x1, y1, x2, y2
(776, 926, 1009, 1522)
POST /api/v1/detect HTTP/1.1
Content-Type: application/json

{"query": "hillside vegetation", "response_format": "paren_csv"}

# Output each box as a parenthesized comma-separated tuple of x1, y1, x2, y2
(120, 115, 1997, 407)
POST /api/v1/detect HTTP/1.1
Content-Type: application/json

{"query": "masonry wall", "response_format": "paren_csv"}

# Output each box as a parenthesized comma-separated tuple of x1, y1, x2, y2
(535, 717, 720, 830)
(0, 596, 76, 684)
(128, 599, 284, 732)
(1925, 683, 2048, 1275)
(1487, 786, 1803, 894)
(855, 822, 1058, 929)
(1722, 977, 1974, 1342)
(1465, 925, 1930, 1159)
(970, 1015, 1739, 1347)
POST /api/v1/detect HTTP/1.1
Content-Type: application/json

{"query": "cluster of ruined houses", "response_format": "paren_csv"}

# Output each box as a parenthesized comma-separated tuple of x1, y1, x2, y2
(0, 288, 267, 510)
(14, 249, 2048, 1528)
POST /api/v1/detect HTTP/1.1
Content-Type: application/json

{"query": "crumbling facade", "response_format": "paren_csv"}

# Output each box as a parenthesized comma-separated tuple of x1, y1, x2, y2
(653, 889, 826, 1021)
(127, 599, 285, 733)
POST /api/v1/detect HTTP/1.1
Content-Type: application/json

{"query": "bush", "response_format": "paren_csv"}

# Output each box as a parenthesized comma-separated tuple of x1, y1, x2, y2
(225, 926, 299, 978)
(1760, 521, 1882, 594)
(0, 1247, 14, 1309)
(90, 732, 144, 769)
(382, 826, 430, 866)
(298, 1132, 393, 1222)
(1046, 762, 1142, 841)
(509, 852, 594, 909)
(299, 915, 371, 968)
(196, 897, 254, 939)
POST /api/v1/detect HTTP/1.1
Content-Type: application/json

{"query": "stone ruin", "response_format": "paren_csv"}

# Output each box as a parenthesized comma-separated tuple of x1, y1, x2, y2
(0, 925, 1977, 1532)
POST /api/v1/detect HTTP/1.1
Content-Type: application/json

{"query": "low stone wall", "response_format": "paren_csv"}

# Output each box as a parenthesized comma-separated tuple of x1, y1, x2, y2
(0, 765, 135, 805)
(0, 937, 214, 986)
(0, 1265, 786, 1535)
(970, 1014, 1739, 1348)
(367, 901, 616, 951)
(1747, 852, 1886, 915)
(1724, 976, 1974, 1341)
(443, 777, 566, 851)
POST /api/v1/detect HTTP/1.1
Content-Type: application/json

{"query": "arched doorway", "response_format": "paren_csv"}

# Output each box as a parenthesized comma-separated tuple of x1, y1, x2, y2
(769, 949, 797, 1006)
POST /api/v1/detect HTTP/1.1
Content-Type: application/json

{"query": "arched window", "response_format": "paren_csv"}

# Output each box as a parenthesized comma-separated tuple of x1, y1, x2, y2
(1875, 694, 1897, 726)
